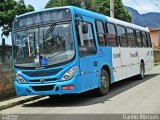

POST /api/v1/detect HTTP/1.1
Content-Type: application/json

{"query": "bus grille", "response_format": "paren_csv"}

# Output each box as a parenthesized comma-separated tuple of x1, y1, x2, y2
(23, 68, 62, 77)
(29, 78, 58, 83)
(31, 85, 54, 91)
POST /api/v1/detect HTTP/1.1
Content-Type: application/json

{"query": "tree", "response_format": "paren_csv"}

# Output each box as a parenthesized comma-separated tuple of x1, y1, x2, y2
(0, 0, 34, 37)
(45, 0, 131, 22)
(91, 0, 110, 16)
(45, 0, 85, 8)
(114, 0, 131, 22)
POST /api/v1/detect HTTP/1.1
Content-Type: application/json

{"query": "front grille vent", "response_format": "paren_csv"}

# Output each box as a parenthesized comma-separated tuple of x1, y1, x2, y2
(23, 68, 62, 77)
(29, 78, 58, 83)
(31, 85, 54, 91)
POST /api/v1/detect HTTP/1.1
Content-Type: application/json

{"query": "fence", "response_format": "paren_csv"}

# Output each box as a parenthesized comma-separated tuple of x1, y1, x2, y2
(0, 64, 15, 100)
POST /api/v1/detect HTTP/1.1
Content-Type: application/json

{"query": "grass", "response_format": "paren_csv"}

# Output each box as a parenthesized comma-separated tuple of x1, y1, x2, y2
(154, 62, 160, 66)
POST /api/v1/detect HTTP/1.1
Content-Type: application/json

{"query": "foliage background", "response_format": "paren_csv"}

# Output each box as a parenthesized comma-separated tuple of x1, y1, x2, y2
(45, 0, 131, 22)
(0, 0, 34, 37)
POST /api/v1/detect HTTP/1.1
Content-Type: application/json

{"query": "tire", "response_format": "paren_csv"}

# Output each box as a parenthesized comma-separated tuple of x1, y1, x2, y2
(137, 62, 145, 80)
(96, 69, 110, 96)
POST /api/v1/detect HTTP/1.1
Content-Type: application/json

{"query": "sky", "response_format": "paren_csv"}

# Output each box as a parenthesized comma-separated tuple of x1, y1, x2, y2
(1, 0, 160, 45)
(122, 0, 160, 14)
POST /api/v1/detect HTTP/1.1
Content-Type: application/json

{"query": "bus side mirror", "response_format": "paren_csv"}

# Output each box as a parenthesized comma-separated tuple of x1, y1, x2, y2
(82, 22, 88, 34)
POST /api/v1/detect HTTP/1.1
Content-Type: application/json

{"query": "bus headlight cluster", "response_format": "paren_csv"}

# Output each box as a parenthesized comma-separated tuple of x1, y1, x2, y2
(60, 66, 78, 81)
(15, 73, 27, 84)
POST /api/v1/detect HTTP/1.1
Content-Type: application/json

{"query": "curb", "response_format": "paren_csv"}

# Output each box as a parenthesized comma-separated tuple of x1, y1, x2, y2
(0, 96, 43, 111)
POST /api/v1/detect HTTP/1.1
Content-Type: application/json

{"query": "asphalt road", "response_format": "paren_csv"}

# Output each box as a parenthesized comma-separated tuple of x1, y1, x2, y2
(1, 66, 160, 120)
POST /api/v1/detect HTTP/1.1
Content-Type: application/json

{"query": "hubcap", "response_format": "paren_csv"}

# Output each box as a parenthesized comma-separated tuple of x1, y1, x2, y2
(101, 76, 108, 89)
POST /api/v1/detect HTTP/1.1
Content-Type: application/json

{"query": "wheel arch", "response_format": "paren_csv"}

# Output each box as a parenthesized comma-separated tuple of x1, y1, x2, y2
(140, 59, 144, 64)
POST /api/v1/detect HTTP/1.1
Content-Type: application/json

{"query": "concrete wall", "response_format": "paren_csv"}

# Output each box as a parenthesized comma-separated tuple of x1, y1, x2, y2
(0, 65, 15, 99)
(150, 31, 159, 51)
(150, 31, 158, 45)
(0, 45, 12, 65)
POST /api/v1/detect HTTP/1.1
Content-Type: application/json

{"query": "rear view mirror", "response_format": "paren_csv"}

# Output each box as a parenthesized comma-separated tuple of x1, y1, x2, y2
(82, 22, 88, 34)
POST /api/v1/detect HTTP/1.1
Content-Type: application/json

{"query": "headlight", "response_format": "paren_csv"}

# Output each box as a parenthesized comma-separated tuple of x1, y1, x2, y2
(60, 66, 78, 81)
(15, 73, 27, 84)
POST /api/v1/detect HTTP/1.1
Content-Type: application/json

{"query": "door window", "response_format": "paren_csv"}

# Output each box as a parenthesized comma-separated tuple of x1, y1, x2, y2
(77, 22, 97, 57)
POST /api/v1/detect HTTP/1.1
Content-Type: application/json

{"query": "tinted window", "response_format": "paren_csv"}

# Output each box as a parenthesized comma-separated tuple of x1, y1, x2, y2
(146, 32, 152, 47)
(96, 21, 106, 46)
(77, 22, 96, 57)
(145, 32, 150, 47)
(117, 25, 128, 47)
(106, 23, 118, 47)
(136, 30, 142, 47)
(127, 27, 136, 47)
(141, 31, 147, 47)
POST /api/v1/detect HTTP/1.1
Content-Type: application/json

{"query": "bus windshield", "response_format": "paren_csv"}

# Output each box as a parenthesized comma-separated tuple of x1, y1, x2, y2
(13, 9, 75, 68)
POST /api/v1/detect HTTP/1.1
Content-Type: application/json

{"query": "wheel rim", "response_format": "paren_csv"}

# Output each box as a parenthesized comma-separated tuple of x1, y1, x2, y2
(101, 75, 108, 89)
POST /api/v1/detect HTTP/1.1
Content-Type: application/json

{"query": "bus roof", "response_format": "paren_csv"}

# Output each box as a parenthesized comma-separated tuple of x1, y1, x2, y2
(72, 7, 149, 32)
(15, 6, 72, 18)
(107, 17, 149, 32)
(15, 6, 149, 32)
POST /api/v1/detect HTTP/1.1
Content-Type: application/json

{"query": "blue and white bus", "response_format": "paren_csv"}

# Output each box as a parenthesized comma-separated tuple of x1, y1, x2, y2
(12, 6, 154, 97)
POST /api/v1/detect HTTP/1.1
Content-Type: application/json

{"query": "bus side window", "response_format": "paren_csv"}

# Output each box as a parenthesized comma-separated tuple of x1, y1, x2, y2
(95, 20, 106, 46)
(126, 27, 136, 47)
(147, 32, 152, 48)
(116, 25, 128, 47)
(106, 22, 118, 47)
(77, 21, 97, 57)
(136, 30, 142, 47)
(145, 32, 151, 47)
(141, 31, 147, 47)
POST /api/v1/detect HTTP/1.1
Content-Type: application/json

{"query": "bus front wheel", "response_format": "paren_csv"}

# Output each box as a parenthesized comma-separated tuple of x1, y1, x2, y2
(96, 69, 109, 96)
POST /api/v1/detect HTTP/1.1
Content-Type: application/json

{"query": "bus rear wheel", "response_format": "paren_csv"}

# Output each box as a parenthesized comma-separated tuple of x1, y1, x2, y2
(137, 62, 145, 80)
(96, 69, 109, 96)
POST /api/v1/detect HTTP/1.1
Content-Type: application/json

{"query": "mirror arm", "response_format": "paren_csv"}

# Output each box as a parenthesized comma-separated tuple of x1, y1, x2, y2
(75, 14, 83, 22)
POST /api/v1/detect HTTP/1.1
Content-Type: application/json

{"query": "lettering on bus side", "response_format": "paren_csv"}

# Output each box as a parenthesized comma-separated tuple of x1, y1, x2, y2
(130, 52, 138, 57)
(113, 53, 120, 58)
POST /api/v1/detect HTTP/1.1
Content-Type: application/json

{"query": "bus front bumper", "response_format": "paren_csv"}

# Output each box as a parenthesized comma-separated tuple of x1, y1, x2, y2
(14, 77, 81, 96)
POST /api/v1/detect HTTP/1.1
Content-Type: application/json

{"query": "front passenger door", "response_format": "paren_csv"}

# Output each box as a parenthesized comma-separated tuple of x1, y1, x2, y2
(77, 17, 99, 91)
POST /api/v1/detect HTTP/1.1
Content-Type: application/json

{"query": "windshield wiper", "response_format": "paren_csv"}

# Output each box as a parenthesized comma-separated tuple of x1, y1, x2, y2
(43, 22, 57, 41)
